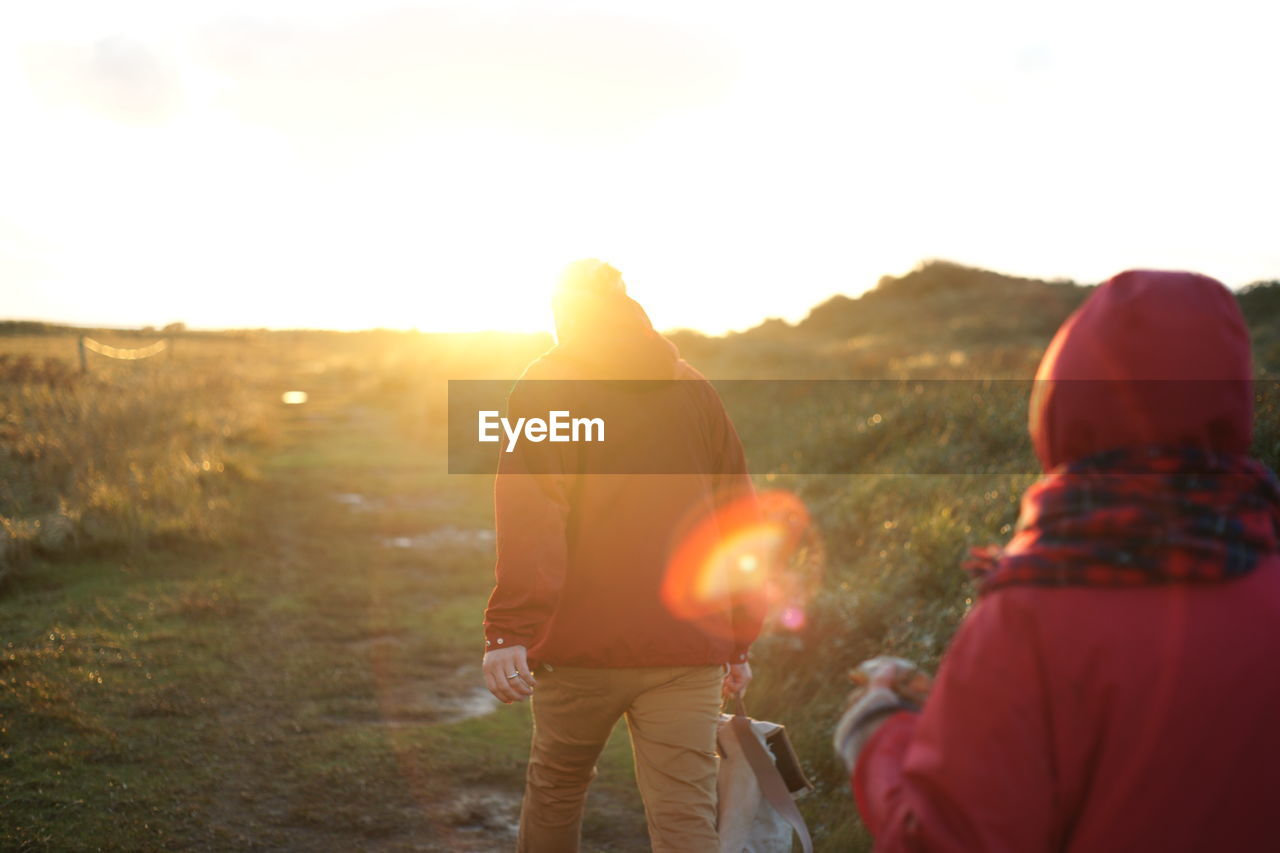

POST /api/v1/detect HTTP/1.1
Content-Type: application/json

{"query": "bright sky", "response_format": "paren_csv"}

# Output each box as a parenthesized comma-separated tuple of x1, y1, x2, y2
(3, 0, 1278, 334)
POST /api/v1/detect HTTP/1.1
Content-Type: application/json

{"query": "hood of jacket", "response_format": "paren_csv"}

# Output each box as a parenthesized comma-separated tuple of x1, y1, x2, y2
(549, 288, 680, 380)
(1030, 269, 1253, 471)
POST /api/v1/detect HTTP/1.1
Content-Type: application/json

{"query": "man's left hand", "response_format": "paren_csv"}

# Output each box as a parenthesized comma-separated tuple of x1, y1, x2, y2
(723, 662, 752, 699)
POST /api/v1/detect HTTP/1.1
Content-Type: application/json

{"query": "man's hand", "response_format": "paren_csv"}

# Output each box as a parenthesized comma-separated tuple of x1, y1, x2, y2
(482, 645, 536, 704)
(723, 662, 752, 699)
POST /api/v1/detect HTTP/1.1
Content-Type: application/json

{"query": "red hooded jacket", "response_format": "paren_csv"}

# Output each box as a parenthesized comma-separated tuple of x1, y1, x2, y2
(854, 270, 1280, 851)
(483, 291, 762, 668)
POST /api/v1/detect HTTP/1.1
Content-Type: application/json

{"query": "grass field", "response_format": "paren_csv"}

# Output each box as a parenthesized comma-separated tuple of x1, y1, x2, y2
(6, 265, 1280, 851)
(2, 343, 651, 851)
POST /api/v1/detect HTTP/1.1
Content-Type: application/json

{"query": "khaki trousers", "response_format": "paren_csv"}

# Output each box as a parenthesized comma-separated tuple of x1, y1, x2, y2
(517, 664, 724, 853)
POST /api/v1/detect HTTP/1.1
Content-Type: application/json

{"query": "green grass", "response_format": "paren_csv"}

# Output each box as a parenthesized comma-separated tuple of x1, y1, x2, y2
(2, 548, 255, 850)
(0, 361, 654, 851)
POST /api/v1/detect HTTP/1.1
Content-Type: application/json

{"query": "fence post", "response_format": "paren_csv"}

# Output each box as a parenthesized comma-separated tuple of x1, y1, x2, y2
(78, 335, 88, 373)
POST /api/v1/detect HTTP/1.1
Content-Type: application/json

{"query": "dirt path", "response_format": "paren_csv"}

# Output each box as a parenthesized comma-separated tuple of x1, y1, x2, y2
(184, 386, 649, 851)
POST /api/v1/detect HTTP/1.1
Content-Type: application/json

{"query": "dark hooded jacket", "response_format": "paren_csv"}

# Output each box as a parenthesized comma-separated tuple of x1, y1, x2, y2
(483, 287, 762, 667)
(853, 270, 1280, 851)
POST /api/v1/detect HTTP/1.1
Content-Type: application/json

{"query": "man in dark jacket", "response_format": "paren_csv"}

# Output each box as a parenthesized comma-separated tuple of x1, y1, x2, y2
(481, 259, 763, 852)
(837, 270, 1280, 851)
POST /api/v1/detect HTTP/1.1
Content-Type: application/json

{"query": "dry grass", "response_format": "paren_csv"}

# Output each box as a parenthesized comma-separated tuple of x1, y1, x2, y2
(0, 338, 274, 574)
(0, 327, 550, 582)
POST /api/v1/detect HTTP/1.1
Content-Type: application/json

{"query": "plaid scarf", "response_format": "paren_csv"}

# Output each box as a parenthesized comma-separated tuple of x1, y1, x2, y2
(964, 446, 1280, 595)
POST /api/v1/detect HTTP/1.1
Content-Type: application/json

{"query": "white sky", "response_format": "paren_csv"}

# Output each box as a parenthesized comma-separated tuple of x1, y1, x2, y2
(2, 0, 1278, 333)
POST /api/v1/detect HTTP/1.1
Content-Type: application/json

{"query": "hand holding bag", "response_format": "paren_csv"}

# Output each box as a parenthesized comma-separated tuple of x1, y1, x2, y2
(716, 697, 814, 853)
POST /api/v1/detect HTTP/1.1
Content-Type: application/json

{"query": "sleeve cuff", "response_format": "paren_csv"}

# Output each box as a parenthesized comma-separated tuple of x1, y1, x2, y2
(483, 630, 533, 653)
(851, 710, 917, 838)
(833, 687, 919, 772)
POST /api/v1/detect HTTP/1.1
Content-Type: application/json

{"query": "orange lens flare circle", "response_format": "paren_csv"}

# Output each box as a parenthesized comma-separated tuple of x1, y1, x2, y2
(661, 489, 820, 637)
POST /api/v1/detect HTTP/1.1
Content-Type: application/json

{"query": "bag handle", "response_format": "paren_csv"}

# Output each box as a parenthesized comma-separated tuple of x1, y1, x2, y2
(730, 697, 814, 853)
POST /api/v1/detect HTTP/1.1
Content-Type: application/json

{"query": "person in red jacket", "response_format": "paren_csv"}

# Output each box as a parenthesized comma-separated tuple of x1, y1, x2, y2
(481, 259, 763, 852)
(835, 269, 1280, 851)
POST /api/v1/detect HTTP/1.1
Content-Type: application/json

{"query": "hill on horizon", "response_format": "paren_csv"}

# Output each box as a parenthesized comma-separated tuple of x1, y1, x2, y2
(721, 258, 1280, 343)
(745, 259, 1089, 345)
(661, 259, 1280, 378)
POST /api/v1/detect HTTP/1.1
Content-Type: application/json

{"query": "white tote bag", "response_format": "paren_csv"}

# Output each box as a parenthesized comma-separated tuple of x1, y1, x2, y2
(716, 703, 813, 853)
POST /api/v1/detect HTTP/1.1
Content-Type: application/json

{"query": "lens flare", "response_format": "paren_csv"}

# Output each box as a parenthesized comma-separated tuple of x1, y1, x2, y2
(661, 489, 820, 637)
(780, 606, 806, 631)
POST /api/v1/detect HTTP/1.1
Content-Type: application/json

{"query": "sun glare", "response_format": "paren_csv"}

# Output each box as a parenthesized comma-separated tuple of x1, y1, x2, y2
(662, 490, 820, 637)
(6, 2, 1279, 332)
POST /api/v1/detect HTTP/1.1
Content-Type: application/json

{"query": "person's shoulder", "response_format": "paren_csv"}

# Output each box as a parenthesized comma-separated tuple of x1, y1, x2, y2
(672, 360, 717, 399)
(671, 359, 734, 419)
(673, 359, 708, 382)
(504, 351, 578, 414)
(516, 349, 579, 382)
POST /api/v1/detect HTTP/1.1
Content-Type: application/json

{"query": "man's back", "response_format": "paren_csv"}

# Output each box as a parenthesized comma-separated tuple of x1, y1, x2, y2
(486, 352, 757, 667)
